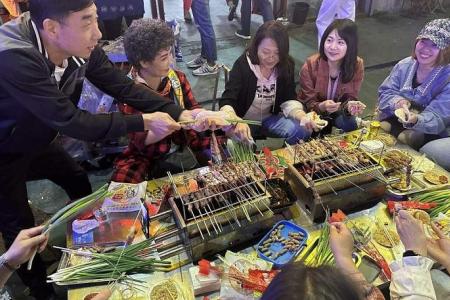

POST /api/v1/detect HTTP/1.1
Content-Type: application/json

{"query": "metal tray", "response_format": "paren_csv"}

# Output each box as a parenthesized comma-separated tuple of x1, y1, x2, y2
(386, 174, 449, 197)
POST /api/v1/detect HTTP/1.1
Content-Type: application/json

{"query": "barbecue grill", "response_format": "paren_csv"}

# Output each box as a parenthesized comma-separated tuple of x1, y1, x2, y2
(285, 138, 388, 221)
(155, 161, 292, 261)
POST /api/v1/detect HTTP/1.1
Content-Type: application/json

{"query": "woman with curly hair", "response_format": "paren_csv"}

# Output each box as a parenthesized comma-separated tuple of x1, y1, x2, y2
(111, 19, 224, 182)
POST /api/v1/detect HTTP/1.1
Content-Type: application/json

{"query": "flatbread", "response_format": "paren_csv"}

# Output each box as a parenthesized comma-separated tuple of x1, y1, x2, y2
(410, 209, 431, 224)
(423, 171, 448, 185)
(373, 228, 400, 248)
(306, 112, 328, 129)
(394, 108, 408, 123)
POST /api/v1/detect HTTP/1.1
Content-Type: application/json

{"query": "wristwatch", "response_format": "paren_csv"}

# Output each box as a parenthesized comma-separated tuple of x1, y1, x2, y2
(403, 250, 419, 257)
(0, 254, 19, 272)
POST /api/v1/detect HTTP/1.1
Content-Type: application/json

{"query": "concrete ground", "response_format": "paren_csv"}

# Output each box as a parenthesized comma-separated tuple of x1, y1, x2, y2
(3, 1, 448, 299)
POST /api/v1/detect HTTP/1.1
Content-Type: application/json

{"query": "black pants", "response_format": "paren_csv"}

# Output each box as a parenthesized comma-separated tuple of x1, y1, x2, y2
(99, 15, 143, 40)
(0, 143, 92, 299)
(382, 116, 441, 150)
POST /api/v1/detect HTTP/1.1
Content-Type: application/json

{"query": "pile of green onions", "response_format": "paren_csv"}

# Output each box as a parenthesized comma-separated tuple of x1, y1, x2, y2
(43, 184, 109, 234)
(228, 140, 256, 163)
(415, 189, 450, 218)
(48, 239, 171, 284)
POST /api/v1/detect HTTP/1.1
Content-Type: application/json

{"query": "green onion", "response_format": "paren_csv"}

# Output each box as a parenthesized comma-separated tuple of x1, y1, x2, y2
(43, 184, 109, 234)
(29, 185, 110, 270)
(414, 189, 450, 218)
(228, 140, 256, 163)
(310, 223, 335, 267)
(48, 239, 171, 285)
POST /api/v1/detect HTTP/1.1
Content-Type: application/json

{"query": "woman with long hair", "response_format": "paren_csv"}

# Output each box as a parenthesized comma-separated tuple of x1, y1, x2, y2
(220, 20, 314, 144)
(298, 18, 366, 135)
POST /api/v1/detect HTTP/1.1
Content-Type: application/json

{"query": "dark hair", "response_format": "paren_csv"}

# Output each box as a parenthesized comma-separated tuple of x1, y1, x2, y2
(319, 19, 358, 83)
(246, 20, 294, 80)
(29, 0, 94, 29)
(261, 263, 364, 300)
(123, 19, 174, 70)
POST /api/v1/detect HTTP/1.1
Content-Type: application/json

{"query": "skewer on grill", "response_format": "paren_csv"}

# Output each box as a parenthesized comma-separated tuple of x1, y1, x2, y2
(168, 172, 204, 240)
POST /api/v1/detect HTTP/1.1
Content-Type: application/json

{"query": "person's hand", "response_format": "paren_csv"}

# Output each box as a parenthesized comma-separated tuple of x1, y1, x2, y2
(346, 101, 366, 116)
(225, 123, 254, 143)
(177, 110, 196, 124)
(330, 222, 354, 266)
(318, 100, 341, 113)
(394, 99, 411, 110)
(292, 111, 318, 132)
(4, 226, 48, 267)
(191, 111, 231, 132)
(395, 210, 427, 256)
(300, 117, 318, 132)
(142, 112, 181, 145)
(427, 222, 450, 270)
(190, 108, 206, 119)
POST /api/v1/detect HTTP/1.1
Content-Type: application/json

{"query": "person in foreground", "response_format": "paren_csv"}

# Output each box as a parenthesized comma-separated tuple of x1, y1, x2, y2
(0, 0, 199, 297)
(378, 18, 450, 150)
(392, 209, 450, 299)
(220, 21, 316, 145)
(299, 19, 366, 136)
(262, 212, 450, 300)
(261, 222, 383, 300)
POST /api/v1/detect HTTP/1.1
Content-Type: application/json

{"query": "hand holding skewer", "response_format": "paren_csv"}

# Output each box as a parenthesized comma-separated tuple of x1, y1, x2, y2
(329, 222, 355, 267)
(329, 222, 370, 282)
(225, 123, 254, 144)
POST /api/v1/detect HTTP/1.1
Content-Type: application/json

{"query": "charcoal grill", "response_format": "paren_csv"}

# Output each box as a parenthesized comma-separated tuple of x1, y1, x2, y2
(154, 162, 291, 261)
(285, 138, 388, 221)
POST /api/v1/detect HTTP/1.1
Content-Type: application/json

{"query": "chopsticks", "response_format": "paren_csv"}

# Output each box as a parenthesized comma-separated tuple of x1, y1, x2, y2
(375, 219, 401, 260)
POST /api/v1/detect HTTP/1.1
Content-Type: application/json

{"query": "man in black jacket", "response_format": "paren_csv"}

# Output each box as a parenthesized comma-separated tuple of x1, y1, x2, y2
(0, 0, 195, 298)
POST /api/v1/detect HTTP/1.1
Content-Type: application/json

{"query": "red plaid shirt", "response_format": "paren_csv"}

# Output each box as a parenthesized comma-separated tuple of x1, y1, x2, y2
(111, 70, 224, 183)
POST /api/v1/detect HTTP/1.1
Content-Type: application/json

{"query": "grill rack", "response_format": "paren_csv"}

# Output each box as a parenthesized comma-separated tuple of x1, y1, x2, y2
(167, 161, 272, 240)
(286, 138, 387, 195)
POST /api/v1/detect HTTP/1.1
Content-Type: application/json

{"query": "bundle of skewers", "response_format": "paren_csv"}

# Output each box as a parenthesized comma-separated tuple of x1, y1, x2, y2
(382, 150, 413, 190)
